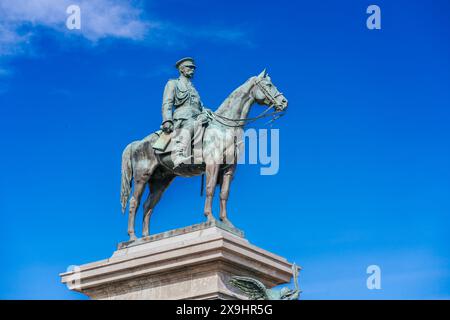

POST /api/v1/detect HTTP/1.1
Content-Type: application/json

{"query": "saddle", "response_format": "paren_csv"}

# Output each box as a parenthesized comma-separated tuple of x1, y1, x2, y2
(152, 123, 205, 153)
(151, 122, 207, 175)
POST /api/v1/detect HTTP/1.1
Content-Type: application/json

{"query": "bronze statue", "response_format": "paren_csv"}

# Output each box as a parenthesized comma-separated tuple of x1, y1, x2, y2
(120, 58, 288, 241)
(160, 57, 210, 169)
(229, 263, 301, 300)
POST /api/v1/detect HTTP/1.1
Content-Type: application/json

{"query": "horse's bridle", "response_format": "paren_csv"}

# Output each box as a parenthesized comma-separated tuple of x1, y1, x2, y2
(210, 77, 287, 128)
(254, 77, 285, 111)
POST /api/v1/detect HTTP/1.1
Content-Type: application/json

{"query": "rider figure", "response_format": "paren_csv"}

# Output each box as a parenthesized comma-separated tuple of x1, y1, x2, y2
(160, 57, 209, 169)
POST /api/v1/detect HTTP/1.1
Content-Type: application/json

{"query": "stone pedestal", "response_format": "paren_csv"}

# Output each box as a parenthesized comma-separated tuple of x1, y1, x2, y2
(60, 220, 295, 300)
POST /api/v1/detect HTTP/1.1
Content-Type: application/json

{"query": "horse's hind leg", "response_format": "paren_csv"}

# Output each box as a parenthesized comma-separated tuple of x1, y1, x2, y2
(127, 178, 147, 241)
(142, 175, 175, 237)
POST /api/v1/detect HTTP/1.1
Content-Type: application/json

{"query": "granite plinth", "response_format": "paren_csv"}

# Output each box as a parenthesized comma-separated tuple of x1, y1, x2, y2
(60, 222, 294, 300)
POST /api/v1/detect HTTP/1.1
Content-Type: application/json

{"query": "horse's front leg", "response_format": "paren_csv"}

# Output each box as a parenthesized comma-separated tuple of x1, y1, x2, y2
(219, 165, 236, 227)
(204, 163, 220, 222)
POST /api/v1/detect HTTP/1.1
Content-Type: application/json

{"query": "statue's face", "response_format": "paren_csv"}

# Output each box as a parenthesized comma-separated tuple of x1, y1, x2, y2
(179, 64, 196, 78)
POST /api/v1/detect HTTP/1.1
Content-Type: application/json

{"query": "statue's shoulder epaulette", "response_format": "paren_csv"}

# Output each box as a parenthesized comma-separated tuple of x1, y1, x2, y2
(164, 78, 178, 90)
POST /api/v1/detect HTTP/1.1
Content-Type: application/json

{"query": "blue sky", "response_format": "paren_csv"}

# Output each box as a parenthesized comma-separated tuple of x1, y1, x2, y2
(0, 0, 449, 299)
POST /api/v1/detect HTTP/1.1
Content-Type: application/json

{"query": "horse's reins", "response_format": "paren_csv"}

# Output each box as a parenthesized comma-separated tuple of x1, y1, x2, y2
(205, 78, 287, 128)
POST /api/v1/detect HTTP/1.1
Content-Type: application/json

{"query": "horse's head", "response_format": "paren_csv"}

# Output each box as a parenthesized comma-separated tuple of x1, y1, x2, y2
(252, 69, 288, 112)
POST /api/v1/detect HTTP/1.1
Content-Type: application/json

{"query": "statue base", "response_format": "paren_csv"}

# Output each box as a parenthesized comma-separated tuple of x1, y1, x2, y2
(60, 221, 294, 300)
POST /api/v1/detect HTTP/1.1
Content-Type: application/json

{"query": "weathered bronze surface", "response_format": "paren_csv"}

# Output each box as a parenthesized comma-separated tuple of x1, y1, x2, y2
(120, 59, 288, 240)
(229, 263, 301, 300)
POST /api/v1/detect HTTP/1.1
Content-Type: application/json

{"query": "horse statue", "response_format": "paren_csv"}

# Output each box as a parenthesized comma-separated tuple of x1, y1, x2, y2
(120, 69, 288, 241)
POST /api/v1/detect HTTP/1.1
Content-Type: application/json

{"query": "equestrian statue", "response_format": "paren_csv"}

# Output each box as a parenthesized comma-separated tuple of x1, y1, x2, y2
(120, 57, 288, 241)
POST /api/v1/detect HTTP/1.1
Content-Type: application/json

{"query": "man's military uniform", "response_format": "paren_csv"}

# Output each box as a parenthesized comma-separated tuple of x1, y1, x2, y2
(161, 58, 206, 167)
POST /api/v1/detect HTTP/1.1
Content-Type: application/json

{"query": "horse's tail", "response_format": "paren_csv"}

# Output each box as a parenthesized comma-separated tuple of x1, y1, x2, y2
(120, 143, 134, 214)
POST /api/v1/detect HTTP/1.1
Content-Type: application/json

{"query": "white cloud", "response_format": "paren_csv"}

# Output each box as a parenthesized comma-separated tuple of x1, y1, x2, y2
(0, 0, 251, 66)
(1, 0, 67, 25)
(0, 0, 150, 55)
(0, 21, 33, 56)
(73, 0, 152, 41)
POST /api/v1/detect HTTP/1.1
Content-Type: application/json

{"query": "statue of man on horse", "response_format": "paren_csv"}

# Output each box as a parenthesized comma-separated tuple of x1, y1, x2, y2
(120, 58, 288, 241)
(159, 57, 210, 169)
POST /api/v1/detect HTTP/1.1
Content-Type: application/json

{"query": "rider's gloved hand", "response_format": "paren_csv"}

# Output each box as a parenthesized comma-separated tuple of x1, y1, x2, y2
(197, 113, 207, 123)
(161, 121, 174, 133)
(197, 108, 210, 124)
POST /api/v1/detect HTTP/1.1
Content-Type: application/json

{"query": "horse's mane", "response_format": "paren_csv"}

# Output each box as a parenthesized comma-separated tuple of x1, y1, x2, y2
(214, 76, 255, 115)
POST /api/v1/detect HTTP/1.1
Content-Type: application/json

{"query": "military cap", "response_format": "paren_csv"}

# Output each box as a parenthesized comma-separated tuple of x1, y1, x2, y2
(175, 57, 196, 69)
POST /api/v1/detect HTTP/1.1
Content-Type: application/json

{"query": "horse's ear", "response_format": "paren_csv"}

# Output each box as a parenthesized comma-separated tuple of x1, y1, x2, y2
(258, 69, 267, 78)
